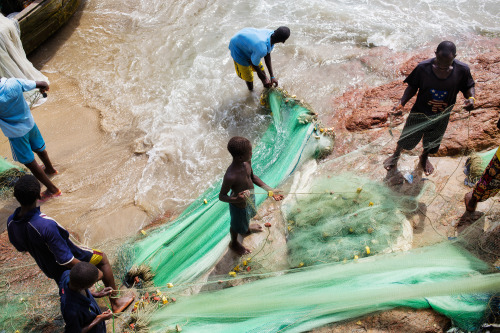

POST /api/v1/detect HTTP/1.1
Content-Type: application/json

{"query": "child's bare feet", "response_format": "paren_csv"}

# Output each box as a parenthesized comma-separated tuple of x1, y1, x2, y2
(229, 241, 251, 255)
(248, 223, 263, 234)
(39, 189, 62, 202)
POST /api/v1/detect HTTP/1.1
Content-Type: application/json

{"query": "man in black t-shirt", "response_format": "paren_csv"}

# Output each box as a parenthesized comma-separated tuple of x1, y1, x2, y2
(384, 41, 475, 175)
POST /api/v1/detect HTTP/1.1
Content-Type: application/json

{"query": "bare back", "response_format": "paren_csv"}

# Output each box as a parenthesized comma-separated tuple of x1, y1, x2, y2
(220, 161, 254, 208)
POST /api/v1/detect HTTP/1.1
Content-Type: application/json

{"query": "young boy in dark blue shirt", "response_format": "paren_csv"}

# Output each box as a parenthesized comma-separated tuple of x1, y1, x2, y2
(60, 262, 113, 333)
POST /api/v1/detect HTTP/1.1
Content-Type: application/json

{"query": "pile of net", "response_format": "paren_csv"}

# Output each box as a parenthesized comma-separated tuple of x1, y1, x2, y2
(0, 158, 25, 198)
(283, 173, 416, 268)
(464, 147, 498, 186)
(0, 231, 62, 332)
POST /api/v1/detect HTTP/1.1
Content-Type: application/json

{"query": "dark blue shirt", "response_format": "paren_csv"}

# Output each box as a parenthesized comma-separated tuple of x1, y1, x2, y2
(404, 58, 475, 116)
(59, 271, 106, 333)
(7, 207, 92, 283)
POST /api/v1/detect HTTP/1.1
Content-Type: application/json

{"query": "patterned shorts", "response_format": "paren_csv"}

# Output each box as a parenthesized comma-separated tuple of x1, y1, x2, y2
(472, 153, 500, 202)
(233, 61, 265, 82)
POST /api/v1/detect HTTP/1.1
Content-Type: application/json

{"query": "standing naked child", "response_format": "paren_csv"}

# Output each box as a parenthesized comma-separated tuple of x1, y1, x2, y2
(219, 136, 284, 255)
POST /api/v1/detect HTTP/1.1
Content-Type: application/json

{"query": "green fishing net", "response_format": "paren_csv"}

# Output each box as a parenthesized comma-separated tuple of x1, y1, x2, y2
(2, 87, 499, 333)
(0, 157, 25, 198)
(116, 88, 331, 287)
(284, 174, 417, 268)
(115, 90, 499, 333)
(148, 242, 498, 332)
(465, 147, 498, 184)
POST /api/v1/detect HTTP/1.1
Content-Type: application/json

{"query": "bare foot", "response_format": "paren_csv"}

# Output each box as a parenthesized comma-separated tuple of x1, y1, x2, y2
(39, 189, 62, 203)
(111, 295, 134, 313)
(229, 241, 251, 255)
(419, 156, 434, 175)
(464, 191, 477, 212)
(247, 223, 263, 234)
(41, 165, 59, 176)
(383, 155, 399, 171)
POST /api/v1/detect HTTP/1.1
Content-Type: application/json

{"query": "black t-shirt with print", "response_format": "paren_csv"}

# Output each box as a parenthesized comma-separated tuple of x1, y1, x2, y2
(404, 58, 475, 116)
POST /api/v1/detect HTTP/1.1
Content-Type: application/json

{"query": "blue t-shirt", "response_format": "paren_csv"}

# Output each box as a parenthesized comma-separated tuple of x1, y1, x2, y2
(7, 207, 93, 283)
(229, 28, 274, 66)
(59, 270, 106, 333)
(0, 77, 37, 138)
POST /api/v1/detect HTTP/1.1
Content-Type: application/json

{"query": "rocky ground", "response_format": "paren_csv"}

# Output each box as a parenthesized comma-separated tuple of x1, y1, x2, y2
(311, 40, 500, 332)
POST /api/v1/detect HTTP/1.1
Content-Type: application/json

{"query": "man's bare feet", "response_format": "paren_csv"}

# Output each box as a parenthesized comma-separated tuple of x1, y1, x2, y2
(464, 191, 477, 212)
(383, 155, 399, 171)
(229, 241, 251, 255)
(111, 295, 134, 313)
(419, 156, 434, 175)
(248, 223, 263, 234)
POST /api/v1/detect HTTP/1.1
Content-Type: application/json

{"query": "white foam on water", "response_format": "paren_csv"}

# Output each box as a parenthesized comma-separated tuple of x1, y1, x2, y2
(41, 0, 500, 214)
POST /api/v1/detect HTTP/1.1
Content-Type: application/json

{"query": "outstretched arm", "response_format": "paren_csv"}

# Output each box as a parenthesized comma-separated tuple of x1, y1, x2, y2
(463, 87, 475, 111)
(264, 53, 278, 87)
(392, 85, 418, 114)
(250, 170, 284, 201)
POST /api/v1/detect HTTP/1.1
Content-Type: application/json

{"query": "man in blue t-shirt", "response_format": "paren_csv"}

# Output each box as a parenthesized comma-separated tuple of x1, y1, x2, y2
(7, 175, 134, 313)
(60, 262, 113, 333)
(229, 27, 290, 91)
(383, 41, 475, 175)
(0, 77, 60, 201)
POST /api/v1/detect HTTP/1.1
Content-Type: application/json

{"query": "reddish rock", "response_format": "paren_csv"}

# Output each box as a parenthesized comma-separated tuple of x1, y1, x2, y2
(327, 50, 500, 157)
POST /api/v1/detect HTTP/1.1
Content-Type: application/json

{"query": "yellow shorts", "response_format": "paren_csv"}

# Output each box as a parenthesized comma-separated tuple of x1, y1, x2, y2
(89, 249, 104, 265)
(234, 61, 265, 82)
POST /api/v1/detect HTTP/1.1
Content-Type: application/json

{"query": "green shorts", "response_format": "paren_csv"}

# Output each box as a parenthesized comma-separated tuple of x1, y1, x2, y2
(229, 194, 257, 234)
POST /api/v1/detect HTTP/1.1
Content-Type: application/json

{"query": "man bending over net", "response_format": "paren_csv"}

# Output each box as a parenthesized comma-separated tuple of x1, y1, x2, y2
(229, 27, 290, 91)
(384, 41, 475, 175)
(219, 136, 284, 255)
